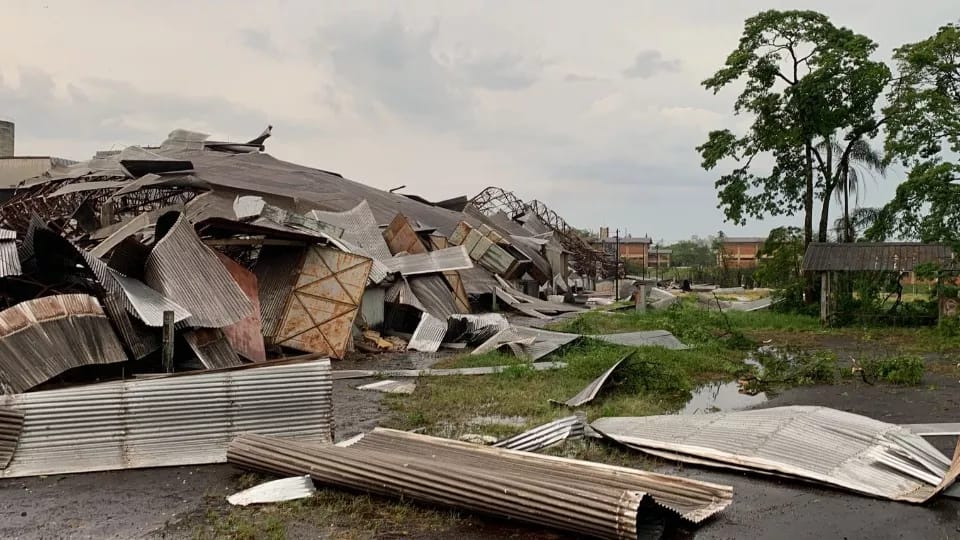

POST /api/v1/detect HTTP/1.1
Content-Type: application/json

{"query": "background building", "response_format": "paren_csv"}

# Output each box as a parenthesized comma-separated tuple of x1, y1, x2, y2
(718, 236, 766, 269)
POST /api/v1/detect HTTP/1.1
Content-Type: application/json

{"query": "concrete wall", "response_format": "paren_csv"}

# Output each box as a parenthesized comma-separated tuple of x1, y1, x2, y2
(0, 157, 53, 188)
(0, 121, 12, 158)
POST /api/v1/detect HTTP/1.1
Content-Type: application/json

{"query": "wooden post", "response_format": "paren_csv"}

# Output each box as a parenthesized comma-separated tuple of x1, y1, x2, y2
(162, 310, 175, 373)
(636, 284, 647, 313)
(820, 272, 830, 325)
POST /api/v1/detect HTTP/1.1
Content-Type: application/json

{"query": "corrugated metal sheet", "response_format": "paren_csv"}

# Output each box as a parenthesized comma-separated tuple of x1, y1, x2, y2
(110, 269, 192, 326)
(383, 213, 429, 255)
(0, 407, 24, 468)
(216, 252, 266, 362)
(358, 287, 385, 329)
(228, 475, 316, 506)
(0, 358, 333, 477)
(552, 352, 636, 407)
(183, 328, 244, 369)
(310, 200, 393, 261)
(903, 423, 960, 436)
(144, 212, 253, 328)
(228, 428, 733, 539)
(253, 245, 305, 341)
(0, 294, 128, 394)
(590, 331, 689, 350)
(274, 246, 372, 359)
(45, 180, 127, 197)
(473, 326, 580, 360)
(443, 270, 471, 313)
(384, 277, 426, 312)
(332, 361, 567, 379)
(592, 406, 960, 503)
(493, 415, 585, 452)
(801, 242, 954, 272)
(447, 313, 510, 344)
(408, 274, 462, 319)
(0, 230, 20, 277)
(407, 312, 447, 352)
(380, 246, 474, 276)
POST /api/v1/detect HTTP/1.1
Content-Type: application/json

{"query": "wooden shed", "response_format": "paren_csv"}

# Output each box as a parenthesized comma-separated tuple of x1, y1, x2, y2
(801, 242, 954, 323)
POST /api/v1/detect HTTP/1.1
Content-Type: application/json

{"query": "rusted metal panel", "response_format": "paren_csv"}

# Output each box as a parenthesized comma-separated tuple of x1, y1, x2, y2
(383, 213, 429, 255)
(183, 328, 243, 369)
(443, 271, 471, 313)
(253, 245, 305, 341)
(275, 246, 372, 359)
(0, 406, 24, 469)
(802, 242, 954, 272)
(0, 294, 128, 394)
(0, 358, 333, 477)
(228, 428, 733, 539)
(144, 212, 253, 328)
(216, 252, 266, 362)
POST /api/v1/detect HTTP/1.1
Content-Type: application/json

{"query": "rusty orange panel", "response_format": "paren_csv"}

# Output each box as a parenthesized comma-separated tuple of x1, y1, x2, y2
(383, 213, 428, 256)
(216, 252, 267, 362)
(275, 247, 372, 359)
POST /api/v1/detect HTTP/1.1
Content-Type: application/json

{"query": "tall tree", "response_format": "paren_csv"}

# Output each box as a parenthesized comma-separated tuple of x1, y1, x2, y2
(817, 138, 886, 241)
(869, 23, 960, 246)
(697, 10, 890, 246)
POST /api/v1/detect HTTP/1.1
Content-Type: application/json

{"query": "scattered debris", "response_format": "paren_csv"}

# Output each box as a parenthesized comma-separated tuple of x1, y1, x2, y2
(331, 361, 567, 379)
(0, 358, 332, 477)
(590, 330, 689, 350)
(227, 428, 734, 539)
(357, 379, 416, 394)
(472, 326, 580, 360)
(459, 433, 498, 445)
(592, 406, 960, 503)
(551, 351, 637, 407)
(0, 407, 24, 468)
(446, 313, 510, 344)
(407, 312, 448, 353)
(493, 415, 586, 451)
(227, 475, 317, 506)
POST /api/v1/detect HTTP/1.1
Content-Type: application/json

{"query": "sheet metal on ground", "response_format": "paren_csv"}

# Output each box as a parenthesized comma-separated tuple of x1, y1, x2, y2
(0, 359, 333, 477)
(493, 415, 585, 452)
(331, 361, 567, 379)
(407, 312, 448, 352)
(144, 212, 253, 328)
(227, 475, 317, 506)
(592, 406, 960, 503)
(0, 407, 24, 468)
(552, 351, 637, 407)
(590, 331, 689, 350)
(0, 294, 128, 394)
(472, 326, 580, 360)
(273, 246, 372, 358)
(228, 428, 733, 539)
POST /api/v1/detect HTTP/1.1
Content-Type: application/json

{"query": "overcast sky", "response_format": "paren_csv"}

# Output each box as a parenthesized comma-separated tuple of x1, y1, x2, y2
(1, 1, 956, 242)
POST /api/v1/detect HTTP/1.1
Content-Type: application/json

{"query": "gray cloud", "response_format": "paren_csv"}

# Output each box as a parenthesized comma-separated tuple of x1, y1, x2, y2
(564, 73, 602, 83)
(623, 50, 681, 79)
(456, 53, 541, 91)
(240, 28, 281, 57)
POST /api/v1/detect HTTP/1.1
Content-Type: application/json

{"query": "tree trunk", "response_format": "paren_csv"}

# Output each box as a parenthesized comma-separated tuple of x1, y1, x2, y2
(803, 142, 814, 247)
(843, 169, 851, 242)
(817, 182, 833, 243)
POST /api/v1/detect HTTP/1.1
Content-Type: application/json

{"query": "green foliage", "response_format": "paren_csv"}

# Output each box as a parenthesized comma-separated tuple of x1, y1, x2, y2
(754, 348, 846, 386)
(873, 23, 960, 247)
(755, 226, 804, 287)
(668, 238, 717, 268)
(698, 9, 890, 243)
(862, 355, 924, 385)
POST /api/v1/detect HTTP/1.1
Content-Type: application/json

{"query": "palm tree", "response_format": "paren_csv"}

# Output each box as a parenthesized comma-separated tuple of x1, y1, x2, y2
(818, 138, 886, 242)
(832, 206, 882, 242)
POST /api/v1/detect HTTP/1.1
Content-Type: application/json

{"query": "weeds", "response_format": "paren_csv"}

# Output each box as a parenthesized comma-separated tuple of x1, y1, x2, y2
(862, 355, 925, 385)
(751, 348, 847, 387)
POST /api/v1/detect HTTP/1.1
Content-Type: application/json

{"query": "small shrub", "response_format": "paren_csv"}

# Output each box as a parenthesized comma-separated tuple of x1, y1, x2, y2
(863, 355, 924, 385)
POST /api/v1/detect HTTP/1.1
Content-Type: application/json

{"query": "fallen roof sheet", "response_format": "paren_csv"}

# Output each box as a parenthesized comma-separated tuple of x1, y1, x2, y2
(589, 331, 689, 350)
(903, 423, 960, 436)
(492, 415, 585, 452)
(552, 351, 637, 407)
(109, 269, 192, 326)
(253, 245, 305, 341)
(183, 328, 244, 369)
(408, 274, 461, 320)
(0, 407, 24, 469)
(215, 252, 266, 362)
(0, 358, 332, 477)
(380, 246, 473, 276)
(144, 212, 253, 328)
(309, 201, 393, 261)
(0, 294, 128, 394)
(228, 428, 733, 539)
(592, 406, 960, 503)
(447, 313, 510, 344)
(0, 229, 20, 278)
(472, 326, 580, 361)
(228, 475, 316, 506)
(356, 379, 417, 394)
(407, 312, 448, 353)
(331, 361, 567, 379)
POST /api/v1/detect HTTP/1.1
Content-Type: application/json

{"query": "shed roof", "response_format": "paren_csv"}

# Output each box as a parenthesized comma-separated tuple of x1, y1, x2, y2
(801, 242, 954, 272)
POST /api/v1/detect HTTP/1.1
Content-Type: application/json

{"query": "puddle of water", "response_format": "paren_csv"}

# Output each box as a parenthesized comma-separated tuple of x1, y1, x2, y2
(679, 354, 768, 415)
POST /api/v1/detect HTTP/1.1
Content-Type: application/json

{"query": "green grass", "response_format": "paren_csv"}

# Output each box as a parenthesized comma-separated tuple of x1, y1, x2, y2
(862, 355, 925, 385)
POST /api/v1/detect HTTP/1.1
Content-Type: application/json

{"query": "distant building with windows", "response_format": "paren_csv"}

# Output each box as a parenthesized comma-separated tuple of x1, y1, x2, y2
(589, 227, 652, 266)
(648, 247, 671, 268)
(718, 236, 766, 269)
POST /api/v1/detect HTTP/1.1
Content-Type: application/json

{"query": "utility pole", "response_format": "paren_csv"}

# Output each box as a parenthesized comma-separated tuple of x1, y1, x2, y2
(614, 228, 620, 301)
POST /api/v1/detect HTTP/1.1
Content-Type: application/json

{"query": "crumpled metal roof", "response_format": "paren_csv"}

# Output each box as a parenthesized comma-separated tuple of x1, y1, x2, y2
(0, 358, 333, 477)
(0, 294, 128, 394)
(493, 415, 585, 452)
(589, 330, 689, 350)
(380, 246, 473, 276)
(408, 274, 462, 319)
(406, 312, 448, 353)
(0, 229, 20, 278)
(552, 351, 637, 407)
(227, 475, 316, 506)
(309, 201, 393, 261)
(144, 212, 253, 328)
(446, 313, 510, 344)
(472, 326, 580, 360)
(592, 406, 960, 503)
(183, 328, 243, 369)
(229, 427, 734, 538)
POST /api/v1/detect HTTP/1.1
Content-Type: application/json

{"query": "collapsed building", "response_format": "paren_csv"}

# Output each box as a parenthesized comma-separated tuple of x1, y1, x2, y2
(0, 125, 596, 385)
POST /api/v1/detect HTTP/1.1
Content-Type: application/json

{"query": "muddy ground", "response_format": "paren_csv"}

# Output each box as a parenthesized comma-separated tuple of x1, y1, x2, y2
(1, 350, 958, 539)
